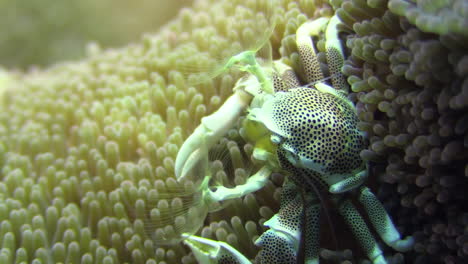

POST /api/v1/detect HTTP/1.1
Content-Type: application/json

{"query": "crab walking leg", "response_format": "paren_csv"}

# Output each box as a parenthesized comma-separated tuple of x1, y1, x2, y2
(175, 88, 252, 179)
(315, 82, 355, 109)
(254, 181, 321, 264)
(255, 181, 320, 264)
(255, 230, 298, 264)
(272, 60, 301, 91)
(338, 199, 387, 264)
(182, 233, 252, 264)
(303, 193, 321, 264)
(325, 15, 348, 92)
(296, 17, 329, 84)
(358, 187, 415, 252)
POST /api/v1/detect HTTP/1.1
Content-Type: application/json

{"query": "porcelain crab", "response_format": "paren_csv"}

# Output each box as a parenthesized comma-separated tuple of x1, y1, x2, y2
(173, 14, 414, 264)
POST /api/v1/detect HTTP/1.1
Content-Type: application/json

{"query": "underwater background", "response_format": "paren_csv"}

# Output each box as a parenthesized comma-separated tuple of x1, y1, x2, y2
(0, 0, 467, 263)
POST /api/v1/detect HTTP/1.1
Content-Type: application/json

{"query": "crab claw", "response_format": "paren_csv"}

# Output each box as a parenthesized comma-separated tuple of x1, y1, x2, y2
(174, 87, 253, 180)
(182, 233, 252, 264)
(206, 165, 272, 202)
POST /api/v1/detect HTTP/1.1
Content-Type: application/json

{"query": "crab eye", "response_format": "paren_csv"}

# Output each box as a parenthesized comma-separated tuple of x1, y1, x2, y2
(283, 148, 300, 167)
(270, 134, 282, 144)
(280, 140, 328, 174)
(279, 143, 299, 165)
